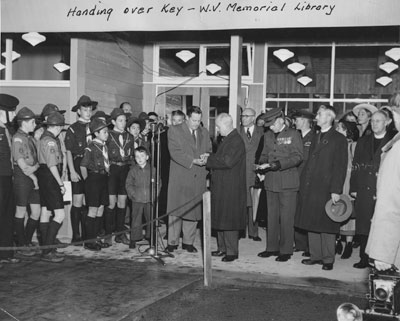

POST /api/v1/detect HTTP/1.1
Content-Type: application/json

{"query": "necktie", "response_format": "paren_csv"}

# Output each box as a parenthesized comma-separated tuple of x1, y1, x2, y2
(192, 129, 197, 146)
(247, 128, 252, 140)
(103, 145, 110, 172)
(86, 124, 92, 143)
(119, 133, 124, 146)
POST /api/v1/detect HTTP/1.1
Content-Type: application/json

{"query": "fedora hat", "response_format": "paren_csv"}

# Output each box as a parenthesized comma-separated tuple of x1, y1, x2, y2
(352, 103, 378, 117)
(71, 95, 98, 112)
(261, 107, 283, 127)
(325, 194, 353, 223)
(0, 93, 19, 111)
(42, 112, 67, 126)
(127, 116, 145, 131)
(88, 118, 109, 135)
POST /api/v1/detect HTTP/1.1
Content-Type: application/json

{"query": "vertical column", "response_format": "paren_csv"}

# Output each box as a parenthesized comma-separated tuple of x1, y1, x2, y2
(5, 39, 13, 81)
(229, 35, 243, 128)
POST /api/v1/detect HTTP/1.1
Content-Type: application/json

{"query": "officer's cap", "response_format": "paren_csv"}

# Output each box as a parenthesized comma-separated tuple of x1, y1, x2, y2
(260, 107, 284, 127)
(0, 93, 19, 112)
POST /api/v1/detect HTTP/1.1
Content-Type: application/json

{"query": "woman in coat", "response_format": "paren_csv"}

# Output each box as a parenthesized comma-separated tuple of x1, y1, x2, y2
(350, 110, 393, 268)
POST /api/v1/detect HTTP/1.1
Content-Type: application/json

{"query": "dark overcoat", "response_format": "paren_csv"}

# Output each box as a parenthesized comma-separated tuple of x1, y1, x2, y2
(298, 129, 316, 177)
(206, 129, 247, 230)
(239, 125, 264, 206)
(167, 122, 211, 220)
(295, 127, 348, 234)
(349, 131, 393, 235)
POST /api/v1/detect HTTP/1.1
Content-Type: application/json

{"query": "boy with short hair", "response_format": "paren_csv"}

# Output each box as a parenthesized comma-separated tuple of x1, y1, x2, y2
(37, 112, 67, 263)
(125, 146, 156, 249)
(65, 95, 97, 243)
(80, 118, 111, 251)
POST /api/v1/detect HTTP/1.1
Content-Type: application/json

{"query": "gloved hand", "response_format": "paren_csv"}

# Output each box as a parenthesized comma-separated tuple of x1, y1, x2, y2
(269, 161, 281, 171)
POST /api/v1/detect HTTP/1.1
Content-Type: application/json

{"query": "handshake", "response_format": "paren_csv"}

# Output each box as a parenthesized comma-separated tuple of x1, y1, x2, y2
(254, 161, 281, 174)
(193, 153, 210, 167)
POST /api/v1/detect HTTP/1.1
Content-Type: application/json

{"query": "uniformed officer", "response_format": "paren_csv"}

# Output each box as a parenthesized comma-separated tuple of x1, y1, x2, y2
(103, 108, 132, 245)
(37, 112, 67, 263)
(80, 118, 111, 251)
(65, 95, 97, 243)
(257, 107, 303, 262)
(12, 107, 40, 255)
(0, 94, 20, 266)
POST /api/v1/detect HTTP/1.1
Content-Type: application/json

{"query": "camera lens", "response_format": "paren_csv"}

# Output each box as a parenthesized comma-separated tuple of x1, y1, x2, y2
(375, 287, 388, 301)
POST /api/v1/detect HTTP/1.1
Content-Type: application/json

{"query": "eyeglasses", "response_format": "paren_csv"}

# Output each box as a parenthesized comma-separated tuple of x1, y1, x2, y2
(241, 115, 255, 118)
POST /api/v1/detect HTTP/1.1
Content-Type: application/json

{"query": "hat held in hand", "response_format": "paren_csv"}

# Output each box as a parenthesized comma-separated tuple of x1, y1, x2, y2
(325, 194, 353, 223)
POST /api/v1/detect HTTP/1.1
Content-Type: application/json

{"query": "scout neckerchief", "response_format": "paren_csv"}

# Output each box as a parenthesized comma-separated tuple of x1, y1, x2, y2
(93, 138, 110, 172)
(111, 129, 128, 158)
(78, 117, 92, 144)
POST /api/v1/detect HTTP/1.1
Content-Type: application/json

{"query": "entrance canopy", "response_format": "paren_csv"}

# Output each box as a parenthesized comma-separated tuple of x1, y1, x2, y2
(2, 0, 400, 33)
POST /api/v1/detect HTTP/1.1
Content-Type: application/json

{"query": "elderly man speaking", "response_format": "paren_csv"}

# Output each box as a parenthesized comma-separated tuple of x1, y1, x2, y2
(206, 113, 247, 262)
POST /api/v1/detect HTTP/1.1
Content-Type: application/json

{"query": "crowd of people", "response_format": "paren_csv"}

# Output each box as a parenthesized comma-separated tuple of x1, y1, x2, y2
(0, 91, 399, 272)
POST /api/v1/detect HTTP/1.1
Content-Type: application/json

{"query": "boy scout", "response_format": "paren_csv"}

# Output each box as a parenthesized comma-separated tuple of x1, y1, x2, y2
(37, 112, 67, 263)
(80, 118, 111, 251)
(12, 107, 40, 256)
(104, 108, 132, 246)
(65, 95, 97, 243)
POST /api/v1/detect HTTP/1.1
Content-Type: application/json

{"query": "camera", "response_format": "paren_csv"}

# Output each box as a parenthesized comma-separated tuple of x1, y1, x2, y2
(365, 268, 400, 319)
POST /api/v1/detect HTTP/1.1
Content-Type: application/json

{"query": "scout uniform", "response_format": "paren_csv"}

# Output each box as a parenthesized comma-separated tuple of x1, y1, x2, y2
(65, 95, 97, 242)
(12, 107, 40, 247)
(80, 118, 110, 251)
(105, 108, 132, 244)
(37, 112, 66, 261)
(0, 94, 19, 263)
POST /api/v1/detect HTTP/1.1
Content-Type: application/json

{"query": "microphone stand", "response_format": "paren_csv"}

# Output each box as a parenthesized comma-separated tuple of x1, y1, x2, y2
(145, 123, 173, 265)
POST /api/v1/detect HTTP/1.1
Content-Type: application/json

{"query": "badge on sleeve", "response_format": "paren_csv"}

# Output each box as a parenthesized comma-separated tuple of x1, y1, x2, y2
(14, 137, 23, 143)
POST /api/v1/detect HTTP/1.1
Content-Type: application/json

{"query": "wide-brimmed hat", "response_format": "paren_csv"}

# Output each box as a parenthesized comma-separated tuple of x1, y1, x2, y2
(352, 103, 378, 117)
(261, 107, 283, 127)
(42, 112, 67, 126)
(325, 195, 353, 223)
(138, 111, 149, 121)
(16, 107, 36, 121)
(71, 95, 98, 112)
(88, 118, 109, 135)
(41, 103, 66, 117)
(110, 108, 127, 120)
(0, 93, 19, 111)
(91, 110, 110, 122)
(292, 109, 315, 120)
(127, 116, 145, 131)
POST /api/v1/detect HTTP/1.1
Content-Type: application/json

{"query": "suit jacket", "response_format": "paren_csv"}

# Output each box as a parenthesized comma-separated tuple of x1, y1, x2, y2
(366, 134, 400, 268)
(239, 125, 264, 206)
(259, 126, 303, 193)
(207, 129, 247, 230)
(295, 127, 348, 234)
(167, 122, 211, 220)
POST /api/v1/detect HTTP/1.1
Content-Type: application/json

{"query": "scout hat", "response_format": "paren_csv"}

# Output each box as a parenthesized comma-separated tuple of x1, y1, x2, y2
(110, 107, 127, 120)
(91, 110, 110, 122)
(325, 194, 353, 223)
(42, 112, 67, 126)
(126, 116, 146, 131)
(89, 118, 109, 135)
(71, 95, 98, 112)
(292, 109, 315, 120)
(352, 103, 378, 117)
(41, 103, 66, 118)
(138, 111, 149, 121)
(261, 107, 283, 127)
(16, 107, 36, 120)
(0, 93, 19, 111)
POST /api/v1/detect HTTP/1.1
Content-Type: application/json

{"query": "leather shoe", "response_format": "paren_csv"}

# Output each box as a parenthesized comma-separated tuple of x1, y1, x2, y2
(222, 255, 238, 262)
(211, 250, 226, 257)
(301, 259, 323, 265)
(257, 250, 279, 258)
(251, 236, 262, 242)
(353, 260, 369, 269)
(275, 254, 291, 262)
(182, 244, 198, 253)
(84, 242, 101, 251)
(322, 263, 333, 270)
(167, 245, 178, 253)
(129, 241, 136, 249)
(302, 251, 310, 257)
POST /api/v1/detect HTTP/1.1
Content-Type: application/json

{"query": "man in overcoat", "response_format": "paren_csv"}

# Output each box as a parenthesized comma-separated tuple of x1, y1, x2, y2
(350, 110, 393, 268)
(207, 113, 246, 262)
(366, 93, 400, 271)
(239, 107, 264, 242)
(295, 105, 348, 270)
(256, 107, 303, 262)
(167, 106, 211, 253)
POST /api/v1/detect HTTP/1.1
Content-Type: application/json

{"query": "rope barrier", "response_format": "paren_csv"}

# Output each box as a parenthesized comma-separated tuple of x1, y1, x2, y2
(0, 191, 205, 252)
